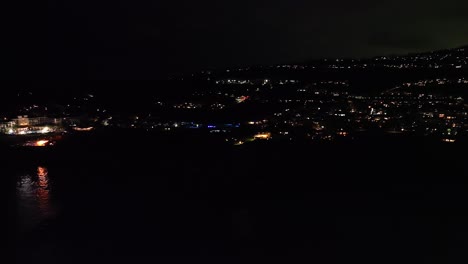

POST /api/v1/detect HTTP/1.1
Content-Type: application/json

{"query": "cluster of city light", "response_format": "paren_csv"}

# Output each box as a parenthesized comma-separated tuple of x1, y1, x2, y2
(215, 79, 253, 85)
(236, 96, 250, 103)
(6, 126, 53, 135)
(173, 102, 202, 109)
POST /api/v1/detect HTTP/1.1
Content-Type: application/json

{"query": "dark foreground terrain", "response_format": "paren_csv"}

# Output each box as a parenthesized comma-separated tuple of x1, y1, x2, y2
(7, 131, 468, 263)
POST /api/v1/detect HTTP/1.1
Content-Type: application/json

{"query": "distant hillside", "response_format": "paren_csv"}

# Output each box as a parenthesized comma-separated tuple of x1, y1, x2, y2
(3, 45, 467, 111)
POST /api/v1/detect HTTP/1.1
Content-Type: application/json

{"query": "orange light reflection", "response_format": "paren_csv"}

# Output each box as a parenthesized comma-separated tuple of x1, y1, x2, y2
(36, 166, 51, 215)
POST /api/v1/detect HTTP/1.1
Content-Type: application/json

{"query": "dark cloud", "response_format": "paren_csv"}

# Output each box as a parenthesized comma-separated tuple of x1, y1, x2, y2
(44, 0, 468, 79)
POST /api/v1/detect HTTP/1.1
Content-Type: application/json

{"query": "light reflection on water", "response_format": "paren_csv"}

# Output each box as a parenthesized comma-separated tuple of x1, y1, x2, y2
(16, 166, 55, 231)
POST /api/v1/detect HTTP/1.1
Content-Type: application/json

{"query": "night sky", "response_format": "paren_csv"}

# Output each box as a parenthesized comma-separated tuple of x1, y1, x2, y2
(40, 0, 468, 79)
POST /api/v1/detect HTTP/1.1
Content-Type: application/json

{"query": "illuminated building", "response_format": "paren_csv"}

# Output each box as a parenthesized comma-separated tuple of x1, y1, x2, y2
(72, 127, 94, 132)
(254, 132, 272, 140)
(0, 116, 64, 135)
(36, 140, 49, 147)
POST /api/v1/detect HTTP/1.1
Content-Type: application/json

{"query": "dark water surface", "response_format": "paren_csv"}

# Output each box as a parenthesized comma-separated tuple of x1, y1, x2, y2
(8, 133, 468, 263)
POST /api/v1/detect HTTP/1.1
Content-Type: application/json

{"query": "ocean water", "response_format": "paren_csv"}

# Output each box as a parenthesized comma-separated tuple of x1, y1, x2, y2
(9, 135, 468, 263)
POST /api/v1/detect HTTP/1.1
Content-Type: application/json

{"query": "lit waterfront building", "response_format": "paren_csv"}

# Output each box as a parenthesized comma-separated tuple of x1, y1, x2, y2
(0, 116, 64, 135)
